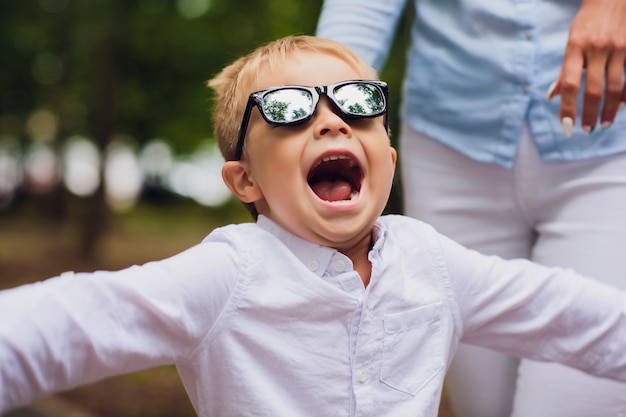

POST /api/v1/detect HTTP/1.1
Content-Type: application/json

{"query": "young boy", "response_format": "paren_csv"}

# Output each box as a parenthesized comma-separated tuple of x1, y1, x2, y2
(1, 35, 625, 416)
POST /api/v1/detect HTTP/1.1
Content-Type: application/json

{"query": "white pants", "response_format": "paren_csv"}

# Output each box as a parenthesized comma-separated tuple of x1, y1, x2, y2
(399, 123, 626, 417)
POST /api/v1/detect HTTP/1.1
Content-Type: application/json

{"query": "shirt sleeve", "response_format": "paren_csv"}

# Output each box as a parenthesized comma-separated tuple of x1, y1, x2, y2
(315, 0, 408, 71)
(438, 233, 626, 381)
(0, 237, 239, 412)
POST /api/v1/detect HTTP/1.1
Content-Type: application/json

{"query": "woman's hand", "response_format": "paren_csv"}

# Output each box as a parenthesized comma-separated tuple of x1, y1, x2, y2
(547, 0, 626, 136)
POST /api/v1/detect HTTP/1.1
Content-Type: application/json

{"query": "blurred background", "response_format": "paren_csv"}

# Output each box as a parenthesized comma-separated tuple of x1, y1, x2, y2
(0, 1, 440, 416)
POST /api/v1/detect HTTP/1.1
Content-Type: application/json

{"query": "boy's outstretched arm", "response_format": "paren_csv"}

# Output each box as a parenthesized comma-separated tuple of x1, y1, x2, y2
(440, 233, 626, 380)
(0, 240, 237, 412)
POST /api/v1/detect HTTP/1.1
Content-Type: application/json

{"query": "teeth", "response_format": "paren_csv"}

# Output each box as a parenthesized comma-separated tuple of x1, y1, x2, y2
(322, 155, 347, 162)
(317, 154, 355, 167)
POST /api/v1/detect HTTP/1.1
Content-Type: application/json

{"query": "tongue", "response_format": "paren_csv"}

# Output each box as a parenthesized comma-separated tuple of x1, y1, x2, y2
(311, 180, 353, 201)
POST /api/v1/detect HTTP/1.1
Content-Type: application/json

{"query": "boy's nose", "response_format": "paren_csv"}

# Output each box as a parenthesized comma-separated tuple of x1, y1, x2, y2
(313, 98, 351, 138)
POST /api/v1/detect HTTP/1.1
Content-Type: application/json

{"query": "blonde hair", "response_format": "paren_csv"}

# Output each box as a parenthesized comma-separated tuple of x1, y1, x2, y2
(207, 35, 378, 161)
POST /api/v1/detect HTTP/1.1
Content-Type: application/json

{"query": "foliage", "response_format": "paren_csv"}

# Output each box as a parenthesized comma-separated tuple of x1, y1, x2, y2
(0, 0, 412, 153)
(0, 0, 410, 251)
(0, 0, 334, 154)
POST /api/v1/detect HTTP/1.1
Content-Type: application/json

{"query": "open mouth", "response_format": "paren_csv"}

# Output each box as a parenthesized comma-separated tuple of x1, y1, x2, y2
(307, 154, 363, 202)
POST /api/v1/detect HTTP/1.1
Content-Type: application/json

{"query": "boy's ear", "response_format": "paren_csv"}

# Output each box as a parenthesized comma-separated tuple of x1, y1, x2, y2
(222, 161, 263, 203)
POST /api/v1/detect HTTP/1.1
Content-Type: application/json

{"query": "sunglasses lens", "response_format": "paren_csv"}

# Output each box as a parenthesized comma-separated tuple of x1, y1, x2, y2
(333, 82, 385, 116)
(261, 88, 313, 124)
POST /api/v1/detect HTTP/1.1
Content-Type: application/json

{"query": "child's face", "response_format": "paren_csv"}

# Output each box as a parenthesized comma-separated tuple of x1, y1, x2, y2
(223, 51, 397, 252)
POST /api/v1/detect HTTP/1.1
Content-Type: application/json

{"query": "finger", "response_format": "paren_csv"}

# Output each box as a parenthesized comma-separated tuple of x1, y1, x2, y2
(581, 53, 609, 134)
(599, 53, 626, 128)
(546, 79, 575, 137)
(559, 44, 585, 132)
(546, 79, 561, 101)
(620, 64, 626, 112)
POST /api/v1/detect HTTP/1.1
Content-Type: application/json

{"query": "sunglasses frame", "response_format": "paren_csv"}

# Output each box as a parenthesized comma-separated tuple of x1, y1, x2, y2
(234, 80, 388, 160)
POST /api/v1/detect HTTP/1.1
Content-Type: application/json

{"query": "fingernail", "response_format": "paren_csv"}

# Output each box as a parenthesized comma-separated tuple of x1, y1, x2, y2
(561, 117, 574, 137)
(583, 125, 595, 135)
(546, 81, 558, 101)
(601, 121, 612, 130)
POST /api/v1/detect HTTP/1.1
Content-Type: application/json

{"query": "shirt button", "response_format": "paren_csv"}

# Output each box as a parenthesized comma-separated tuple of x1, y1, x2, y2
(332, 259, 346, 272)
(525, 30, 533, 40)
(307, 259, 319, 271)
(523, 85, 530, 94)
(358, 370, 368, 383)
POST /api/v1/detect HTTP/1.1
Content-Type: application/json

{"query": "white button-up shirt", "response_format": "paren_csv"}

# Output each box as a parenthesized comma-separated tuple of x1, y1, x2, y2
(2, 215, 626, 416)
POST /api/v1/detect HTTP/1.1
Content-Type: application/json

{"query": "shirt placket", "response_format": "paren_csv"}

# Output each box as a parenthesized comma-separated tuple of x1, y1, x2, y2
(499, 0, 538, 161)
(349, 250, 385, 416)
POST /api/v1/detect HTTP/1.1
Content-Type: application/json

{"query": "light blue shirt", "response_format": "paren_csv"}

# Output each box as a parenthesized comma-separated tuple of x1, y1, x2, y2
(2, 215, 626, 416)
(317, 0, 626, 167)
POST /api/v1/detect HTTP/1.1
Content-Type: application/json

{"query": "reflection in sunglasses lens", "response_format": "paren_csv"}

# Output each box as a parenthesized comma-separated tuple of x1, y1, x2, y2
(259, 82, 384, 125)
(262, 89, 312, 123)
(334, 83, 384, 116)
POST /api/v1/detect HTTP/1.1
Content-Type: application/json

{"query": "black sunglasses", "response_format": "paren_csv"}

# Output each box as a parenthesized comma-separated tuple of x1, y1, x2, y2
(234, 80, 388, 160)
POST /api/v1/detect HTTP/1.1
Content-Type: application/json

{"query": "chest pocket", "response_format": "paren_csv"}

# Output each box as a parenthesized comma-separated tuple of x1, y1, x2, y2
(380, 303, 445, 395)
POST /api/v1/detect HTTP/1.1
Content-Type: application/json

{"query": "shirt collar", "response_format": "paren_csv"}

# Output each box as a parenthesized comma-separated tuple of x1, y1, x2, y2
(256, 216, 335, 277)
(255, 215, 388, 277)
(370, 220, 387, 253)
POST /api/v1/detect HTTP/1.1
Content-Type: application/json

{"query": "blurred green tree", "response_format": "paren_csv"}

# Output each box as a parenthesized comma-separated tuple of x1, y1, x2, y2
(0, 0, 408, 257)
